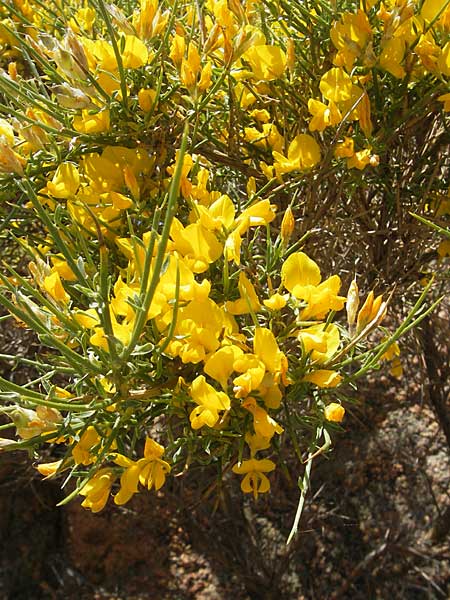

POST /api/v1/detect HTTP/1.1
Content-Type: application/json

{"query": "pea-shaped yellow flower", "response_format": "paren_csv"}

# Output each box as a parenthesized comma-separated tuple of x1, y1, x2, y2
(189, 375, 231, 429)
(114, 438, 171, 505)
(46, 162, 80, 198)
(273, 134, 321, 175)
(242, 45, 286, 81)
(43, 270, 70, 304)
(302, 369, 343, 388)
(319, 67, 353, 103)
(80, 468, 116, 513)
(72, 426, 101, 465)
(232, 458, 276, 498)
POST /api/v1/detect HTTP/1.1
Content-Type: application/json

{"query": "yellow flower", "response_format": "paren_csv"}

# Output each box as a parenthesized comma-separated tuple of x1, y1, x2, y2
(90, 313, 135, 352)
(324, 402, 345, 423)
(157, 254, 210, 306)
(356, 290, 385, 332)
(330, 10, 372, 71)
(437, 42, 450, 77)
(232, 355, 266, 398)
(50, 255, 77, 281)
(245, 431, 271, 456)
(380, 340, 400, 362)
(300, 275, 346, 320)
(234, 199, 276, 235)
(121, 35, 148, 69)
(381, 341, 403, 378)
(242, 397, 283, 439)
(80, 468, 116, 512)
(389, 356, 403, 378)
(281, 253, 345, 317)
(114, 438, 171, 505)
(225, 272, 261, 315)
(235, 82, 257, 108)
(282, 251, 321, 295)
(133, 0, 167, 39)
(36, 459, 63, 478)
(357, 91, 373, 137)
(189, 375, 231, 429)
(242, 45, 286, 81)
(71, 7, 96, 33)
(196, 194, 236, 232)
(169, 32, 185, 66)
(347, 149, 372, 170)
(180, 43, 201, 89)
(273, 134, 321, 175)
(421, 0, 449, 23)
(319, 68, 353, 103)
(72, 426, 101, 465)
(204, 344, 243, 390)
(263, 293, 288, 311)
(170, 218, 223, 273)
(244, 123, 284, 152)
(224, 229, 242, 264)
(232, 458, 276, 498)
(43, 271, 70, 304)
(308, 99, 342, 132)
(162, 298, 227, 364)
(138, 88, 157, 112)
(415, 33, 440, 72)
(90, 39, 117, 70)
(46, 163, 80, 198)
(302, 369, 343, 388)
(379, 38, 406, 79)
(297, 323, 341, 363)
(253, 327, 288, 384)
(73, 110, 110, 134)
(249, 108, 271, 123)
(335, 137, 355, 159)
(198, 61, 213, 92)
(74, 308, 99, 329)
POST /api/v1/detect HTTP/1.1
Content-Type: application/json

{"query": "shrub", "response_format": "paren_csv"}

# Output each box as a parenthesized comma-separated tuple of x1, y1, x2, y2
(0, 0, 446, 537)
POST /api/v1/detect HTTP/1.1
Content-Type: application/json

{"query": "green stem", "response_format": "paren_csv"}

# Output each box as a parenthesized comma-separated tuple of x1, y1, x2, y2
(19, 180, 91, 289)
(286, 426, 321, 545)
(121, 122, 190, 361)
(94, 0, 128, 109)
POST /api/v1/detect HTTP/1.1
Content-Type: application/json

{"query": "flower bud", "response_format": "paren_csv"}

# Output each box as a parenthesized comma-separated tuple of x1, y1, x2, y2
(324, 402, 345, 422)
(36, 459, 62, 478)
(53, 83, 93, 109)
(0, 142, 25, 175)
(281, 206, 295, 245)
(356, 290, 385, 333)
(286, 38, 295, 72)
(346, 278, 359, 328)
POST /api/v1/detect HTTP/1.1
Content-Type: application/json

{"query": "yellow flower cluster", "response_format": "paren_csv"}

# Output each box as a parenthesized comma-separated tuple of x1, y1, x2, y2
(0, 0, 435, 518)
